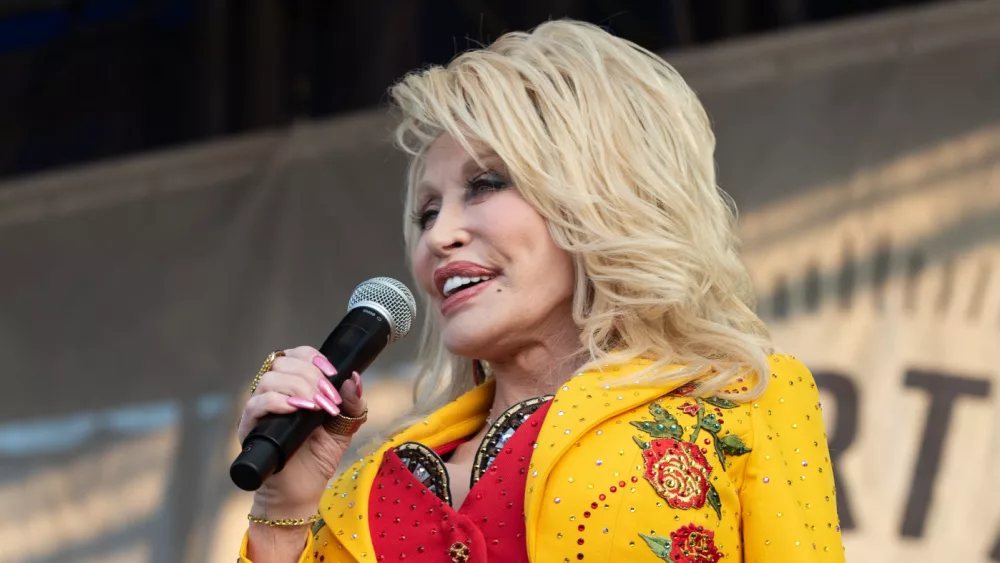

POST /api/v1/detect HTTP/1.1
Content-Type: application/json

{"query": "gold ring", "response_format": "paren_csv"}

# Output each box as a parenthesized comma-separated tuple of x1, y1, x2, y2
(323, 407, 369, 436)
(250, 350, 285, 395)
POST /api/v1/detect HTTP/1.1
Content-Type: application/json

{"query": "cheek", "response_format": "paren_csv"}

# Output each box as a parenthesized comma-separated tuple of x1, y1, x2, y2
(504, 211, 575, 299)
(539, 245, 575, 300)
(410, 243, 436, 295)
(472, 193, 575, 301)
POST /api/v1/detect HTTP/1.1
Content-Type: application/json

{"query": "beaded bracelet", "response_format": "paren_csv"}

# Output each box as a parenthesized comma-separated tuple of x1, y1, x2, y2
(247, 512, 321, 527)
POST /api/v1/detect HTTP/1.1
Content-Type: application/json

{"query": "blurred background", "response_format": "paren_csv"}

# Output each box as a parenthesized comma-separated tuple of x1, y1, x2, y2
(0, 0, 997, 561)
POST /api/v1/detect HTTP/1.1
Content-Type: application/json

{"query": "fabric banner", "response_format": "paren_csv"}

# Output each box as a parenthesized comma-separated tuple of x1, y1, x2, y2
(739, 125, 1000, 561)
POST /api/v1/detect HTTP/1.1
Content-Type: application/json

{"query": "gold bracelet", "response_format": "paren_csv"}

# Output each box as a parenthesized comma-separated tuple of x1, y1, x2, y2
(247, 512, 321, 527)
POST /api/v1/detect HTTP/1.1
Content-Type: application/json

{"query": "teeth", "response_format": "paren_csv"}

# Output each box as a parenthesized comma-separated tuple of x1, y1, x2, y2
(442, 275, 494, 297)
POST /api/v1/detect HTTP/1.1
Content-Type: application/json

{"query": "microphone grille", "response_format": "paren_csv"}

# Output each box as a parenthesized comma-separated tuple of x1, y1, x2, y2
(347, 277, 417, 342)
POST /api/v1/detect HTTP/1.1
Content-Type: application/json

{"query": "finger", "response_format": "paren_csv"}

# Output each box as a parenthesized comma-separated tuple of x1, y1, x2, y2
(283, 346, 337, 377)
(280, 347, 338, 385)
(272, 355, 326, 384)
(317, 378, 343, 406)
(253, 370, 316, 401)
(283, 345, 322, 362)
(238, 391, 299, 441)
(313, 391, 341, 417)
(311, 354, 338, 377)
(270, 355, 341, 408)
(287, 396, 319, 411)
(338, 372, 367, 418)
(255, 365, 344, 417)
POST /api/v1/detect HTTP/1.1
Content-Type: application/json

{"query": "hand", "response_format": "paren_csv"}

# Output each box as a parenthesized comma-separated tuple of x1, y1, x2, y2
(238, 346, 367, 514)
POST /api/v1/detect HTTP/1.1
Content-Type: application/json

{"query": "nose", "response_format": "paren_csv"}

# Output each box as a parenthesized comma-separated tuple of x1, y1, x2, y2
(424, 201, 471, 256)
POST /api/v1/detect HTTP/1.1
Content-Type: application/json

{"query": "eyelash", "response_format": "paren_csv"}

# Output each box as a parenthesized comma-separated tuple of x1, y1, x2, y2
(467, 170, 509, 194)
(411, 170, 510, 231)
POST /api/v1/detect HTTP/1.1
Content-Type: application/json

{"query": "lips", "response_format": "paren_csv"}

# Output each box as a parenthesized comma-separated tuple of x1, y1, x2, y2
(433, 261, 500, 298)
(442, 274, 495, 297)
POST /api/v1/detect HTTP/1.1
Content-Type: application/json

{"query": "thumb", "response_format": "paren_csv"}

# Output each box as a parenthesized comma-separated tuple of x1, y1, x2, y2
(337, 371, 366, 418)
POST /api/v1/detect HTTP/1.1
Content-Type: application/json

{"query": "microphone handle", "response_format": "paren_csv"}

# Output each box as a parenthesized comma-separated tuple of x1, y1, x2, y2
(230, 306, 392, 491)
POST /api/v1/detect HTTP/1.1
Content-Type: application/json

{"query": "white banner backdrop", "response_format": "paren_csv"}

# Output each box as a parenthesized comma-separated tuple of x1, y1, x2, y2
(738, 123, 1000, 561)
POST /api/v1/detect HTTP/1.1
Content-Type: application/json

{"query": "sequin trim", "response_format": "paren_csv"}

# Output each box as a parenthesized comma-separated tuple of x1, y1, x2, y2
(395, 442, 452, 507)
(471, 395, 552, 486)
(392, 395, 553, 506)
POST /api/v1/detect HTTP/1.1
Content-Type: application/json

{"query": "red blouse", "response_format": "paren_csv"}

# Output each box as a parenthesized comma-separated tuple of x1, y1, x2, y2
(368, 399, 552, 562)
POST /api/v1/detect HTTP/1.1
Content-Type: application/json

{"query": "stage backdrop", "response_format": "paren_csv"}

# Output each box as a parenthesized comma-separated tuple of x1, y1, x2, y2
(0, 2, 998, 562)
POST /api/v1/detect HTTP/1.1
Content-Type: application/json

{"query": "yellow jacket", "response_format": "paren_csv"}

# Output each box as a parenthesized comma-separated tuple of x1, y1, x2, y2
(240, 354, 845, 562)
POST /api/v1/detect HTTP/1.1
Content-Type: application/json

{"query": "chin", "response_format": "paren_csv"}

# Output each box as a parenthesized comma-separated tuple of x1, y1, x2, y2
(440, 325, 502, 360)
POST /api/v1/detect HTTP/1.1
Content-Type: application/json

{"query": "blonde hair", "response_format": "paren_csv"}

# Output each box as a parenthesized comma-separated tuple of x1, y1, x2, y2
(388, 20, 772, 430)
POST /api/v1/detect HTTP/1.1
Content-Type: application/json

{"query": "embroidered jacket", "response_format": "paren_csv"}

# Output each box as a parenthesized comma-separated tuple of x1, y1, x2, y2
(239, 354, 846, 562)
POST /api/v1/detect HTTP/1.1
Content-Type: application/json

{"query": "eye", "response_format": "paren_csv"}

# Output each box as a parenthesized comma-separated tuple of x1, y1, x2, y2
(466, 170, 510, 197)
(411, 207, 438, 231)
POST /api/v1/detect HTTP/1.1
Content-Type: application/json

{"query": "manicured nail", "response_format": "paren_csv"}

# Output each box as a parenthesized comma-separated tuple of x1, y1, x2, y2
(352, 372, 363, 398)
(312, 355, 338, 377)
(318, 378, 343, 405)
(287, 397, 318, 410)
(314, 392, 341, 416)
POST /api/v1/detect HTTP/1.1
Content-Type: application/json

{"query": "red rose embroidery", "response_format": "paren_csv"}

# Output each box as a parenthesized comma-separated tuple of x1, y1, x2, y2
(670, 524, 722, 563)
(679, 402, 699, 416)
(669, 383, 697, 397)
(641, 438, 712, 509)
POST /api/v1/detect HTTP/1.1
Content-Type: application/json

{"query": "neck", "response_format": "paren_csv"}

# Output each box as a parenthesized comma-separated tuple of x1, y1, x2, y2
(485, 335, 583, 420)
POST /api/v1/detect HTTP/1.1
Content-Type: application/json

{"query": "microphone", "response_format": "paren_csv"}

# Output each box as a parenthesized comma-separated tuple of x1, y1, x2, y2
(230, 277, 417, 491)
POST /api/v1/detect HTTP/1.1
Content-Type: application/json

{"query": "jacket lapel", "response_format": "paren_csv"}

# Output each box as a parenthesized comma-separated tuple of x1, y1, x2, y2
(522, 361, 683, 558)
(322, 360, 684, 562)
(320, 380, 495, 562)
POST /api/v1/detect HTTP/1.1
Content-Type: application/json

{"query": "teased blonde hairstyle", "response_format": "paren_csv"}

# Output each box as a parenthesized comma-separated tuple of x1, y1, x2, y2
(389, 20, 772, 427)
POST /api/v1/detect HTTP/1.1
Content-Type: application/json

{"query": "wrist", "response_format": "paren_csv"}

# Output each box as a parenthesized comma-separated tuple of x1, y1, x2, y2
(251, 494, 321, 522)
(246, 520, 310, 561)
(248, 512, 320, 528)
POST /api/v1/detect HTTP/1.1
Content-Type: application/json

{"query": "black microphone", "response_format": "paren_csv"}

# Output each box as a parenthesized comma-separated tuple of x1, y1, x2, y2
(230, 277, 417, 491)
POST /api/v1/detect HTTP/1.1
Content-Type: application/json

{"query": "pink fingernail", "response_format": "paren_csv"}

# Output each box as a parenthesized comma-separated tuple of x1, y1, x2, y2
(314, 392, 341, 416)
(318, 378, 343, 405)
(353, 372, 363, 398)
(312, 355, 338, 376)
(287, 397, 318, 410)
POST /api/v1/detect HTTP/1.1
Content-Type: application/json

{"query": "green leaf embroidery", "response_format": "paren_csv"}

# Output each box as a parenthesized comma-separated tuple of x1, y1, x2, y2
(633, 435, 650, 450)
(699, 415, 722, 434)
(714, 436, 728, 469)
(629, 420, 682, 439)
(707, 485, 722, 519)
(310, 517, 326, 537)
(631, 404, 684, 441)
(649, 404, 681, 426)
(705, 396, 739, 409)
(639, 533, 673, 561)
(690, 402, 706, 443)
(719, 434, 751, 456)
(649, 403, 669, 418)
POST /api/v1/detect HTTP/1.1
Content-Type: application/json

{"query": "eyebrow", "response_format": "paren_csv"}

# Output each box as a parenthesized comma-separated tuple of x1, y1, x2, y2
(415, 150, 504, 199)
(463, 150, 503, 176)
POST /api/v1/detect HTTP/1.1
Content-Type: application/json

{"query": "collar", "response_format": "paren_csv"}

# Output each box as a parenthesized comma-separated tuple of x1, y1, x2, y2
(520, 360, 682, 557)
(320, 360, 682, 562)
(318, 380, 495, 561)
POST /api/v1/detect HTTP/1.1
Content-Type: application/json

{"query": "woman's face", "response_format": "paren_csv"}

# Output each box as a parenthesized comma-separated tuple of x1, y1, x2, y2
(410, 134, 576, 361)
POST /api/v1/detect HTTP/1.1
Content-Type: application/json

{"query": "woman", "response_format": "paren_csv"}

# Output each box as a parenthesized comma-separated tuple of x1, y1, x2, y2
(237, 20, 845, 563)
